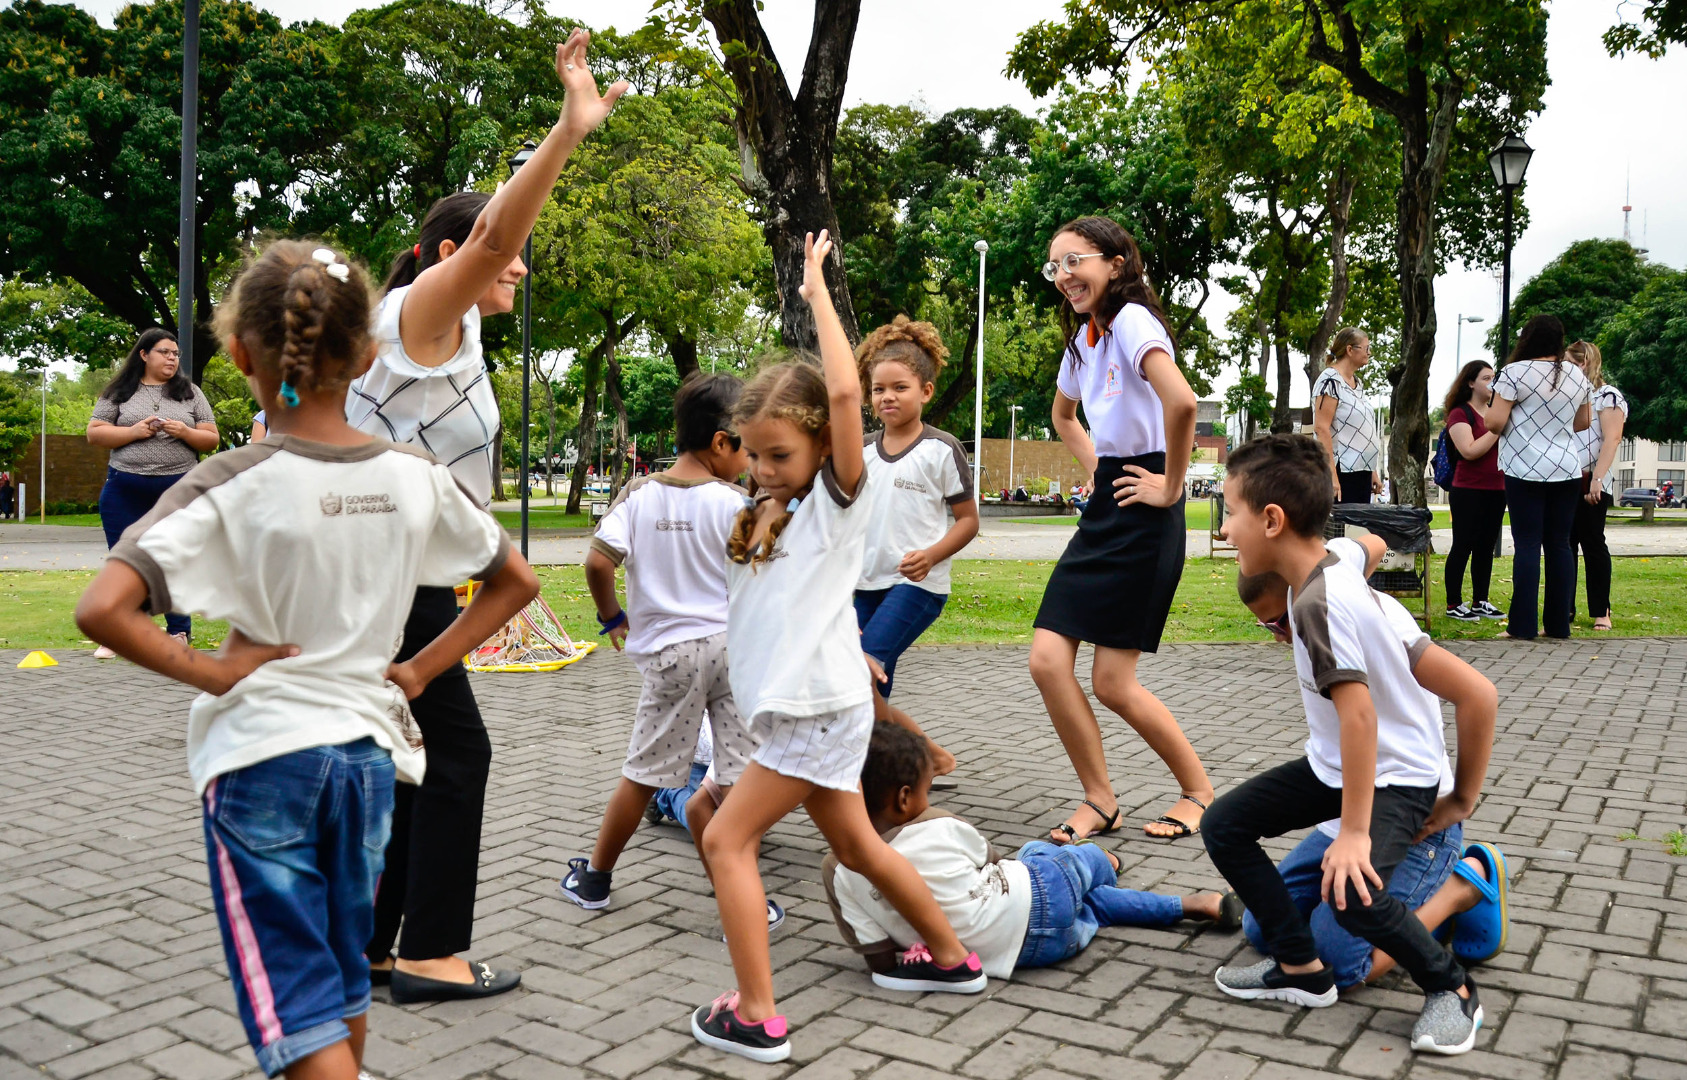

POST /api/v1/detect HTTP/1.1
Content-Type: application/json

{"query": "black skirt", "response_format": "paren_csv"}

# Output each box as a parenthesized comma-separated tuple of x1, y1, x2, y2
(1034, 453, 1185, 652)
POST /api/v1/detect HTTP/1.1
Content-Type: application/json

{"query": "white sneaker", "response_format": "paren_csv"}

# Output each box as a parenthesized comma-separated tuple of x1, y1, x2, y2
(93, 645, 117, 659)
(170, 632, 190, 648)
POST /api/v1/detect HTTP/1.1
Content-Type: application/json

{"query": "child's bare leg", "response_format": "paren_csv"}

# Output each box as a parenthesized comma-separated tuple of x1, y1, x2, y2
(1364, 856, 1486, 983)
(804, 785, 968, 967)
(284, 1030, 358, 1080)
(1030, 629, 1116, 839)
(590, 777, 659, 871)
(348, 1014, 365, 1066)
(685, 783, 721, 881)
(699, 764, 811, 1022)
(875, 687, 956, 775)
(1090, 645, 1214, 837)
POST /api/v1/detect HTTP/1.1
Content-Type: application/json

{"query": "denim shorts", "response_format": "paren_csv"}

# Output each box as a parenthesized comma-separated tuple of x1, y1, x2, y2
(203, 739, 395, 1076)
(1014, 841, 1184, 969)
(1242, 823, 1463, 987)
(853, 584, 947, 698)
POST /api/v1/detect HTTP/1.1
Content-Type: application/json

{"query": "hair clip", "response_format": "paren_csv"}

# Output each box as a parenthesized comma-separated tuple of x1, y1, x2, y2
(743, 495, 755, 509)
(279, 381, 300, 407)
(413, 243, 421, 258)
(311, 247, 350, 282)
(786, 497, 801, 513)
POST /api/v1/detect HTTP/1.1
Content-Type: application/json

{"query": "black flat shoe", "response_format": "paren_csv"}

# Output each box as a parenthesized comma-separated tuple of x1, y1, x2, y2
(389, 961, 520, 1003)
(367, 953, 394, 986)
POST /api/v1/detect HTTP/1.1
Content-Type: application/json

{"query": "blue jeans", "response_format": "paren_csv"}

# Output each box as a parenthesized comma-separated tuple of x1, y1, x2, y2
(1014, 841, 1185, 969)
(853, 584, 947, 698)
(203, 739, 395, 1076)
(1242, 823, 1463, 988)
(653, 761, 709, 834)
(99, 466, 191, 636)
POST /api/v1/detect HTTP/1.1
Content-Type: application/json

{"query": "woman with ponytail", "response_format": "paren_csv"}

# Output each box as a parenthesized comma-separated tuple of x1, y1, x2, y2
(1312, 329, 1383, 503)
(353, 31, 626, 1004)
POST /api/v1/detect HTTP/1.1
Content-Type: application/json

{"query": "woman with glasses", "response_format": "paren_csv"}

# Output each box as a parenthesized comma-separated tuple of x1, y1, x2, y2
(1029, 216, 1214, 844)
(1568, 341, 1625, 631)
(1313, 328, 1382, 503)
(85, 328, 219, 653)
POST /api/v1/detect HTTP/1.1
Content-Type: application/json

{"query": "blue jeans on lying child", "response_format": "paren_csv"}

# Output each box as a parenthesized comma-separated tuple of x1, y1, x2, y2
(853, 584, 948, 699)
(1242, 822, 1463, 988)
(1014, 840, 1185, 968)
(652, 761, 709, 834)
(203, 738, 395, 1077)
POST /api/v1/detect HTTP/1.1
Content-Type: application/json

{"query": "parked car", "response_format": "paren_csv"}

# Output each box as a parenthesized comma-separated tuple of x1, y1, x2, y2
(1619, 487, 1659, 507)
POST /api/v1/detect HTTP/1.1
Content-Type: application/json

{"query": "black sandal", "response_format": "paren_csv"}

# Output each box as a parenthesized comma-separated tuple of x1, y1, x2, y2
(1051, 798, 1122, 844)
(1186, 891, 1244, 931)
(1146, 794, 1208, 839)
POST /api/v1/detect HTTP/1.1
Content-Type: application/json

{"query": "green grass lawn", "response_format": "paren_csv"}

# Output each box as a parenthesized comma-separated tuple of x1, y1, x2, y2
(0, 514, 104, 528)
(491, 509, 592, 531)
(10, 555, 1686, 652)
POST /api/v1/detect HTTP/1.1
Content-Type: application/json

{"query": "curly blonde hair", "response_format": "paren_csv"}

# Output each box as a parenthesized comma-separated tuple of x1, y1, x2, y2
(856, 314, 949, 394)
(726, 358, 829, 567)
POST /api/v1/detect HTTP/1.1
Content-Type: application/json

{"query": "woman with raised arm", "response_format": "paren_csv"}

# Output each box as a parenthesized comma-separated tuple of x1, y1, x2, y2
(353, 31, 626, 1004)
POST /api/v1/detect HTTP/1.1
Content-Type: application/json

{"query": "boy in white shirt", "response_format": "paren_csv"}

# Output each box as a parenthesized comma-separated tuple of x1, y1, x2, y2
(1209, 433, 1485, 1057)
(560, 374, 760, 911)
(824, 723, 1241, 980)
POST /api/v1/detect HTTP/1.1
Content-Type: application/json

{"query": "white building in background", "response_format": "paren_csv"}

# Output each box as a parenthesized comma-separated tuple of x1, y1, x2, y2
(1615, 437, 1686, 493)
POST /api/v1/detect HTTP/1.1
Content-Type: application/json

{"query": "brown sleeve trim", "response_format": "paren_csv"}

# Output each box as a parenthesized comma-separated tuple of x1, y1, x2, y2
(475, 537, 513, 582)
(1314, 668, 1368, 697)
(945, 492, 975, 507)
(819, 459, 861, 509)
(106, 545, 172, 618)
(589, 537, 626, 566)
(821, 853, 896, 956)
(1406, 637, 1431, 670)
(930, 427, 976, 503)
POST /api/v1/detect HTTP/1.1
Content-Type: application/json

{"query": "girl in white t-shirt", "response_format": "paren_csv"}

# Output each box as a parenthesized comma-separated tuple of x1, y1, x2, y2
(690, 233, 984, 1065)
(1568, 340, 1627, 631)
(854, 316, 979, 776)
(1030, 215, 1215, 846)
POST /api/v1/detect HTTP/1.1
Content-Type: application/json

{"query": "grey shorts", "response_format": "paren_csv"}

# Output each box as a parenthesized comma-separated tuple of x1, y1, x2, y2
(624, 632, 755, 787)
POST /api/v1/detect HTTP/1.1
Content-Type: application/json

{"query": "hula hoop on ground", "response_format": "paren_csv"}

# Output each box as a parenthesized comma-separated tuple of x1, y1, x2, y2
(457, 582, 596, 673)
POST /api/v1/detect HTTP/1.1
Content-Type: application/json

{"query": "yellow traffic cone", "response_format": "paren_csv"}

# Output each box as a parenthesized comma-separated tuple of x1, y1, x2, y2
(17, 650, 58, 669)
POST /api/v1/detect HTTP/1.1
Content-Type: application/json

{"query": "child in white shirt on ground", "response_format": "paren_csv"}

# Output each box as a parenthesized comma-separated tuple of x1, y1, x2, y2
(75, 240, 538, 1080)
(825, 723, 1241, 979)
(689, 232, 984, 1065)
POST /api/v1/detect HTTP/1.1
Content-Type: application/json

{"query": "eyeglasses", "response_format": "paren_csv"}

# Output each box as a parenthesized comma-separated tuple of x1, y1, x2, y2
(149, 347, 180, 359)
(1041, 252, 1105, 281)
(1257, 612, 1290, 637)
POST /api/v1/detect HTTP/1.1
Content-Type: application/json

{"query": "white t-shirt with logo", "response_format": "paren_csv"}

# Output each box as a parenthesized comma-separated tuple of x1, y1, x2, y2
(1054, 303, 1173, 459)
(590, 474, 746, 656)
(108, 436, 510, 795)
(1492, 359, 1593, 483)
(727, 463, 871, 719)
(858, 425, 975, 595)
(1287, 539, 1447, 791)
(824, 811, 1032, 979)
(1578, 383, 1629, 492)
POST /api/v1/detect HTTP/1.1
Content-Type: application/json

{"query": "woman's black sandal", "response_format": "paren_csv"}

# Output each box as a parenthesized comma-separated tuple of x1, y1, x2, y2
(1052, 798, 1122, 844)
(1146, 794, 1208, 839)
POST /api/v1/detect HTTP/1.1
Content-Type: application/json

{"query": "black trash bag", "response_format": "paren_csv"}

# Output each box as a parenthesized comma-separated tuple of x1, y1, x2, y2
(1329, 504, 1435, 553)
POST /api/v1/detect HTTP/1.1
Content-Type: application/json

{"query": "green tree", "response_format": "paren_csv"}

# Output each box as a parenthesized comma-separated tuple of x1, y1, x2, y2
(1605, 0, 1686, 57)
(0, 371, 38, 468)
(1599, 269, 1687, 444)
(1492, 239, 1666, 352)
(0, 279, 134, 371)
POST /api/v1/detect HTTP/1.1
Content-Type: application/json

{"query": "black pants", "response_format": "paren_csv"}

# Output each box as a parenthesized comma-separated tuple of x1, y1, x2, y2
(367, 586, 492, 961)
(1337, 471, 1373, 504)
(1203, 757, 1465, 995)
(1504, 476, 1581, 639)
(1573, 488, 1614, 619)
(1445, 487, 1506, 606)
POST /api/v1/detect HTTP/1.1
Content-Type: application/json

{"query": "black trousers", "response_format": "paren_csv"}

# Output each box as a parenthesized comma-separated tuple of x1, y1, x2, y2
(1573, 488, 1614, 619)
(1445, 486, 1506, 606)
(1504, 476, 1581, 640)
(368, 586, 492, 961)
(1337, 470, 1373, 504)
(1203, 757, 1465, 995)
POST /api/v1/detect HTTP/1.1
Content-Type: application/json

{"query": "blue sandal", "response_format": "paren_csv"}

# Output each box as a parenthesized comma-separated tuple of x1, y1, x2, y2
(1450, 842, 1509, 963)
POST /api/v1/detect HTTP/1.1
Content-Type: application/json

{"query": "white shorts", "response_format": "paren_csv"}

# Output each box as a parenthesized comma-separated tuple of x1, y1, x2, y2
(751, 701, 875, 791)
(624, 632, 756, 788)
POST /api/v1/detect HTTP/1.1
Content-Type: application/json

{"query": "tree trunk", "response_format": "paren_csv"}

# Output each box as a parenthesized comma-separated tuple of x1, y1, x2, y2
(492, 421, 507, 502)
(664, 329, 701, 382)
(923, 315, 980, 431)
(604, 313, 631, 500)
(703, 0, 864, 349)
(1305, 167, 1357, 396)
(563, 314, 640, 515)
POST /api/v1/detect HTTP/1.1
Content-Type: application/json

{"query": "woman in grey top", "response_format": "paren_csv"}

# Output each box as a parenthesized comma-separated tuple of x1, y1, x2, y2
(86, 329, 218, 647)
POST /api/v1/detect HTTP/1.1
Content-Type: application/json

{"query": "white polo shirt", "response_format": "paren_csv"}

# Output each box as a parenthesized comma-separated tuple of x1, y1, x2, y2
(1055, 303, 1173, 459)
(858, 425, 975, 595)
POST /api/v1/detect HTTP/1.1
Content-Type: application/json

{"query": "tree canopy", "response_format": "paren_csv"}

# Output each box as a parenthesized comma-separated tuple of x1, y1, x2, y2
(1495, 239, 1666, 352)
(1600, 269, 1687, 445)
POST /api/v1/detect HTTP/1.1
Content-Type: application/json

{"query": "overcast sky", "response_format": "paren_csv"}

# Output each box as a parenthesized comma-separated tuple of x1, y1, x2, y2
(70, 0, 1687, 410)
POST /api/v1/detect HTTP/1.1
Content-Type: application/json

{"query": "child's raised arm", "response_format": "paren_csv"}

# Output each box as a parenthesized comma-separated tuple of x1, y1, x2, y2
(799, 230, 864, 497)
(1410, 645, 1498, 842)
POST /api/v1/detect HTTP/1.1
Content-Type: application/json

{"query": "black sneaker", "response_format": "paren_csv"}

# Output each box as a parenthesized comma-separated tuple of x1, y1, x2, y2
(559, 857, 611, 910)
(1471, 600, 1506, 620)
(690, 991, 790, 1063)
(643, 800, 664, 826)
(1445, 604, 1479, 622)
(1214, 958, 1337, 1007)
(871, 944, 987, 994)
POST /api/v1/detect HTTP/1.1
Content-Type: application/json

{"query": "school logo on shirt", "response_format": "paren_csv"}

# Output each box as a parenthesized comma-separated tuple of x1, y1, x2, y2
(1104, 361, 1123, 399)
(320, 492, 396, 516)
(893, 477, 929, 494)
(655, 518, 695, 532)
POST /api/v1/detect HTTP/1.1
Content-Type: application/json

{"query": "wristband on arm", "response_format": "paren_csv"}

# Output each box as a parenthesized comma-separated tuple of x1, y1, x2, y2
(596, 609, 627, 635)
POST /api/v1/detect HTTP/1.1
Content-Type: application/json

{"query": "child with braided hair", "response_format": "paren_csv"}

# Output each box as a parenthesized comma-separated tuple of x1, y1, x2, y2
(75, 239, 539, 1080)
(690, 232, 984, 1065)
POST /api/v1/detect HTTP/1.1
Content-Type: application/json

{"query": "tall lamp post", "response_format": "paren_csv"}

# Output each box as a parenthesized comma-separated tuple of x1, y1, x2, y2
(1488, 135, 1534, 359)
(1454, 314, 1484, 367)
(1007, 404, 1023, 492)
(506, 140, 537, 558)
(177, 0, 200, 378)
(973, 240, 988, 494)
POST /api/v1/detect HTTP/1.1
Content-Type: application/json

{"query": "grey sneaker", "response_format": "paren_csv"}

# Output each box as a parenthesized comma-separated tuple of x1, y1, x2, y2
(1410, 977, 1483, 1055)
(1214, 959, 1336, 1007)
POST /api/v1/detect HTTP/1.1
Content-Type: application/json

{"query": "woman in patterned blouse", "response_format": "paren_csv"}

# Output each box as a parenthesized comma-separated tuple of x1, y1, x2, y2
(1312, 328, 1383, 504)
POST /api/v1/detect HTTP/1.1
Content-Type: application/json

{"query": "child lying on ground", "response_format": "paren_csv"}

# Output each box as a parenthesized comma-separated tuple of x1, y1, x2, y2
(823, 723, 1242, 978)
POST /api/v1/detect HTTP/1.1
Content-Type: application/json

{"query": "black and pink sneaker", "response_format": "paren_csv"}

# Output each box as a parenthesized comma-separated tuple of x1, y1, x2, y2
(690, 990, 790, 1063)
(872, 944, 987, 994)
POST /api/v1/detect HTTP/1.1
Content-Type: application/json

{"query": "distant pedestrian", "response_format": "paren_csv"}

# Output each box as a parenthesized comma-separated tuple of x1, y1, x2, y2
(1441, 361, 1506, 623)
(1314, 328, 1383, 503)
(1568, 341, 1625, 631)
(0, 471, 13, 517)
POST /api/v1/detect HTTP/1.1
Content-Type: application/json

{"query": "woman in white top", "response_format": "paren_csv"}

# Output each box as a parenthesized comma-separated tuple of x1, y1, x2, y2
(1030, 216, 1213, 844)
(1568, 340, 1626, 631)
(354, 32, 625, 1003)
(1312, 328, 1383, 504)
(1485, 315, 1592, 640)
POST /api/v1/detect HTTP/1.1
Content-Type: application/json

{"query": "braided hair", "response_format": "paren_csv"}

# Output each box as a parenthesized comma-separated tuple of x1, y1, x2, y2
(214, 240, 375, 409)
(726, 358, 829, 568)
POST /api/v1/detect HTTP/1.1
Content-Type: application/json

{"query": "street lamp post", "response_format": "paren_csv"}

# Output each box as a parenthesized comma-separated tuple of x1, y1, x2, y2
(973, 240, 988, 494)
(506, 140, 537, 558)
(1007, 404, 1023, 492)
(38, 367, 47, 523)
(1488, 135, 1534, 359)
(1454, 314, 1485, 367)
(177, 0, 200, 378)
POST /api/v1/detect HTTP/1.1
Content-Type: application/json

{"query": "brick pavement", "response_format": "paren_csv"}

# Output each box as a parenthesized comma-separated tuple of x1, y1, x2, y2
(1, 639, 1684, 1080)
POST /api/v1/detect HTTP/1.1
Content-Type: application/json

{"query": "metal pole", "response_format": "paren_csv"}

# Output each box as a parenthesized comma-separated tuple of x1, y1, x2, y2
(1499, 189, 1514, 361)
(520, 233, 532, 558)
(1008, 406, 1016, 491)
(973, 241, 988, 493)
(1455, 313, 1463, 369)
(177, 0, 199, 378)
(39, 369, 47, 523)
